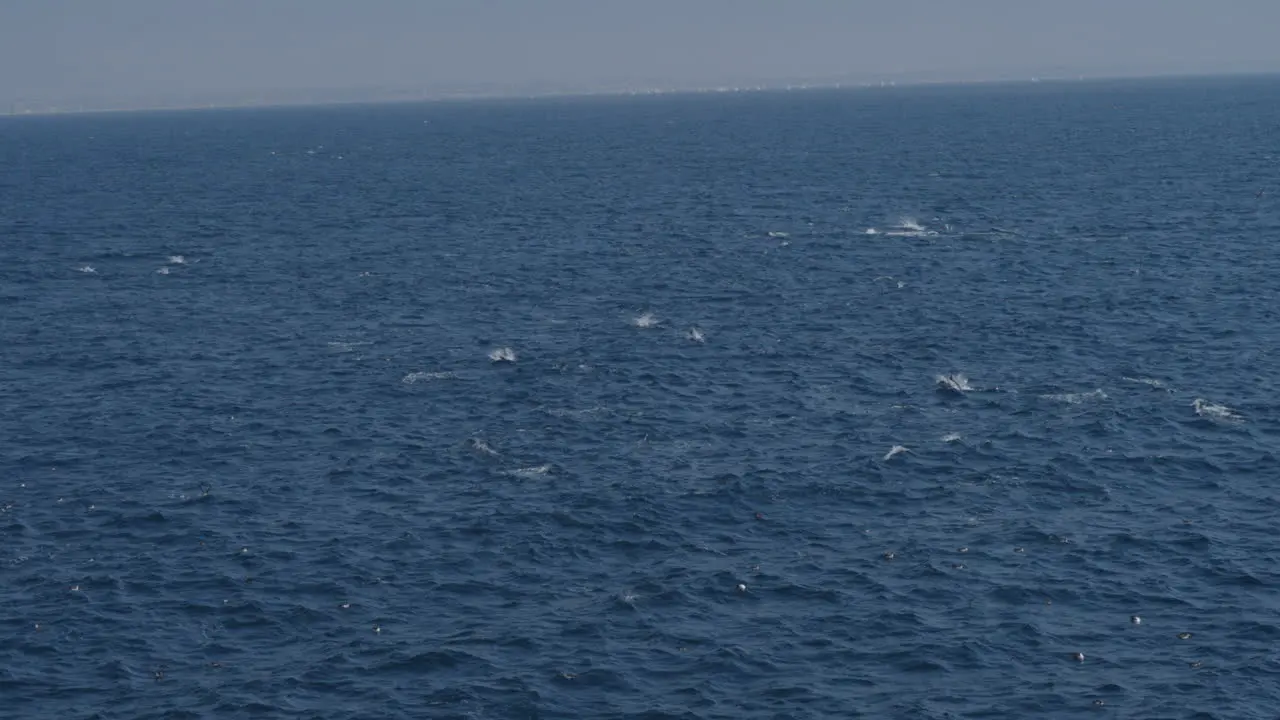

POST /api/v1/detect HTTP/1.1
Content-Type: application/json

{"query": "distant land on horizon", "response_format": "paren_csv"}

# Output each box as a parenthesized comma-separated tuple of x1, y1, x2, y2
(4, 68, 1278, 117)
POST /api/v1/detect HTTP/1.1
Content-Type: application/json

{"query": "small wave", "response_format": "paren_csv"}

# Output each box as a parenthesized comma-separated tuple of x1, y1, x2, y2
(884, 217, 939, 238)
(77, 265, 96, 273)
(883, 445, 909, 461)
(885, 230, 938, 238)
(469, 438, 500, 457)
(936, 373, 974, 394)
(1122, 376, 1170, 392)
(1040, 389, 1108, 404)
(632, 313, 660, 329)
(402, 371, 456, 384)
(327, 341, 370, 353)
(488, 347, 517, 363)
(543, 405, 609, 418)
(156, 267, 171, 275)
(864, 228, 880, 235)
(506, 464, 552, 478)
(767, 231, 789, 238)
(686, 327, 705, 343)
(942, 433, 962, 443)
(1192, 398, 1242, 422)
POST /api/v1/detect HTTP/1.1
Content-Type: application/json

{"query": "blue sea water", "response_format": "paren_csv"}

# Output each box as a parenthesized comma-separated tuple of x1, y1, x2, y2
(2, 76, 1279, 719)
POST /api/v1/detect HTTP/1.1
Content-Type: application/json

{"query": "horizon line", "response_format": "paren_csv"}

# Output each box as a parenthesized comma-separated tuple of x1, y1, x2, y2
(4, 69, 1278, 119)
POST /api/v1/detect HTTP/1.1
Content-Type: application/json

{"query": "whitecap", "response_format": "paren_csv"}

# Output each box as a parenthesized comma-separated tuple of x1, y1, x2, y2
(942, 433, 962, 443)
(936, 373, 974, 393)
(77, 265, 96, 273)
(506, 464, 552, 478)
(1040, 389, 1108, 404)
(864, 228, 880, 235)
(156, 267, 171, 275)
(488, 347, 517, 363)
(167, 255, 187, 265)
(1192, 398, 1242, 422)
(632, 313, 660, 329)
(469, 438, 500, 456)
(1122, 376, 1170, 392)
(883, 445, 909, 461)
(402, 371, 456, 384)
(884, 217, 939, 238)
(767, 231, 790, 238)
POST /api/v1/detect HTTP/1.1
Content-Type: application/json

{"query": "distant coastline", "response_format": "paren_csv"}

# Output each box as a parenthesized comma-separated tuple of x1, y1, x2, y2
(4, 69, 1277, 118)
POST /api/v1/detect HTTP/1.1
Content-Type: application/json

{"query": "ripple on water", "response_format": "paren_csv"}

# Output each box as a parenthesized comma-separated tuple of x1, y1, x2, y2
(4, 79, 1280, 719)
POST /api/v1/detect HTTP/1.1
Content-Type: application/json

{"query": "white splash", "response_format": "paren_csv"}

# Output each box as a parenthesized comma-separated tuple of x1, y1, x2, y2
(402, 371, 456, 384)
(632, 312, 660, 328)
(488, 347, 517, 363)
(883, 445, 909, 461)
(1192, 398, 1242, 422)
(686, 327, 705, 343)
(77, 265, 96, 273)
(884, 217, 939, 238)
(936, 373, 974, 393)
(1040, 389, 1108, 404)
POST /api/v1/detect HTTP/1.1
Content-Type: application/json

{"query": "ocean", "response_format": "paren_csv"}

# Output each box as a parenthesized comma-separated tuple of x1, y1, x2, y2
(2, 75, 1279, 719)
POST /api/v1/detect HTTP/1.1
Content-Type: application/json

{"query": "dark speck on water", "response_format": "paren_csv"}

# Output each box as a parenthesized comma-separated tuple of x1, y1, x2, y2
(3, 76, 1280, 718)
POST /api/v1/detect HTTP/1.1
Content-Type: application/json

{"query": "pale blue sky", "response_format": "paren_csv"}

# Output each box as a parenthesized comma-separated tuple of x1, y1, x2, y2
(4, 1, 1280, 104)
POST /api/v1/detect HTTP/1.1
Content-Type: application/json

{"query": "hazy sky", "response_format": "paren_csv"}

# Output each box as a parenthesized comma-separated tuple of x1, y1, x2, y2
(4, 0, 1280, 104)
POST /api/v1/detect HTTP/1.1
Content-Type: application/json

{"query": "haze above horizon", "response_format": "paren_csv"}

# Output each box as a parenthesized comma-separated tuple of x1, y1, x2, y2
(5, 0, 1280, 114)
